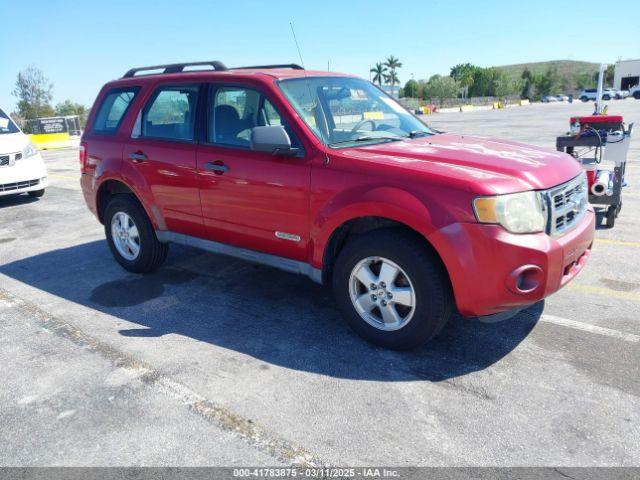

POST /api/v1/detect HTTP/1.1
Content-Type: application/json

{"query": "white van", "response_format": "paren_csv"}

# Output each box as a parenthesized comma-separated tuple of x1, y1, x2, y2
(0, 108, 48, 198)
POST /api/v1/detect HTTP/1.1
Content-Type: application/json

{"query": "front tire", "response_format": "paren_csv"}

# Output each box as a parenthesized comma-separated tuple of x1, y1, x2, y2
(332, 229, 453, 350)
(104, 195, 168, 273)
(28, 189, 45, 198)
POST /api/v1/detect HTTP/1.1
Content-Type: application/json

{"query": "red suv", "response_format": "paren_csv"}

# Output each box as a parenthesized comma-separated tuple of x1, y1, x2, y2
(80, 61, 594, 349)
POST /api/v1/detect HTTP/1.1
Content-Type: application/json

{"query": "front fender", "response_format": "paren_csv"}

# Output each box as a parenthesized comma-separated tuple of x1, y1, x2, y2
(311, 186, 437, 267)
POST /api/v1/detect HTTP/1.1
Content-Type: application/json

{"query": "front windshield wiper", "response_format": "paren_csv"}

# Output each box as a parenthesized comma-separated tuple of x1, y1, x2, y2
(406, 130, 430, 138)
(329, 135, 401, 147)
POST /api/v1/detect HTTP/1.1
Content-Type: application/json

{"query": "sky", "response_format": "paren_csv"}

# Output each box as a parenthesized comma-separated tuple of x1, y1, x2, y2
(1, 0, 638, 111)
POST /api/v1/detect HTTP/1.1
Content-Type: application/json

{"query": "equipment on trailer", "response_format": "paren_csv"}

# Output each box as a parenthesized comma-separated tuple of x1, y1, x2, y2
(555, 63, 633, 228)
(556, 115, 633, 228)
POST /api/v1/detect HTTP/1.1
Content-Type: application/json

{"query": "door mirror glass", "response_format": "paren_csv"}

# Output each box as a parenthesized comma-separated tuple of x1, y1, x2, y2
(250, 126, 299, 156)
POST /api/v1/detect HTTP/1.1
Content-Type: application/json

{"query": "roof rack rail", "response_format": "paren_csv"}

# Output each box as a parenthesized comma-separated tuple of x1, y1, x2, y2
(234, 64, 304, 70)
(122, 61, 228, 78)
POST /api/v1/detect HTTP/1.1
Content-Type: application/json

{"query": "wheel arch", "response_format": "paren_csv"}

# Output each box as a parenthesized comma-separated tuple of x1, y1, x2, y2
(96, 178, 164, 230)
(317, 211, 450, 289)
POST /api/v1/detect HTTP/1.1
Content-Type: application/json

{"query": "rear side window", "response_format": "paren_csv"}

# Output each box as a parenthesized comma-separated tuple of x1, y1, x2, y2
(92, 88, 139, 134)
(142, 85, 199, 141)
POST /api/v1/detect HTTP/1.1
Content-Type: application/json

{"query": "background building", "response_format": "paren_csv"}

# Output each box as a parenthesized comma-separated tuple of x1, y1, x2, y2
(614, 59, 640, 90)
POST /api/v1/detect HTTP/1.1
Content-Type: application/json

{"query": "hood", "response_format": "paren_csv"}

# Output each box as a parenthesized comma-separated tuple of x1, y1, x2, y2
(341, 133, 582, 194)
(0, 132, 30, 155)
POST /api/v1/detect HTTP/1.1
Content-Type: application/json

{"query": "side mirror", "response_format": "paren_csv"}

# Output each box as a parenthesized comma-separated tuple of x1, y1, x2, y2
(250, 126, 299, 157)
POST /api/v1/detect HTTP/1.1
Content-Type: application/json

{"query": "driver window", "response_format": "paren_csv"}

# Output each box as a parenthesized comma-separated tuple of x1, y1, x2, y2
(209, 87, 258, 147)
(208, 85, 302, 151)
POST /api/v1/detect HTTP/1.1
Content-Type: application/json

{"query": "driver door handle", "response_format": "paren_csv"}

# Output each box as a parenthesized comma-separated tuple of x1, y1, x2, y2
(205, 162, 229, 174)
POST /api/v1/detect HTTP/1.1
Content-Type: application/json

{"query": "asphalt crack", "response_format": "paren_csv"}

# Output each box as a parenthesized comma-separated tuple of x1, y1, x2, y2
(0, 287, 324, 467)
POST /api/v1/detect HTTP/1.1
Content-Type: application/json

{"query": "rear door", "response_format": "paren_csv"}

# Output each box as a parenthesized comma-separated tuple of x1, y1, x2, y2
(123, 83, 204, 237)
(196, 83, 311, 261)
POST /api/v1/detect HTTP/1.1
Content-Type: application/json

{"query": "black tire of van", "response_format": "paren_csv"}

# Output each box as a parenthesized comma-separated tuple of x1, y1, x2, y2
(104, 195, 168, 273)
(332, 229, 453, 350)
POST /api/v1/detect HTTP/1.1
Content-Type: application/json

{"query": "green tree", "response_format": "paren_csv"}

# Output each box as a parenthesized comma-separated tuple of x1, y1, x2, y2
(533, 67, 561, 98)
(370, 62, 387, 86)
(402, 79, 419, 98)
(573, 71, 597, 90)
(423, 75, 460, 104)
(12, 66, 55, 119)
(384, 70, 399, 89)
(55, 100, 88, 127)
(383, 55, 403, 90)
(605, 64, 615, 86)
(521, 68, 534, 98)
(55, 100, 86, 117)
(450, 63, 476, 98)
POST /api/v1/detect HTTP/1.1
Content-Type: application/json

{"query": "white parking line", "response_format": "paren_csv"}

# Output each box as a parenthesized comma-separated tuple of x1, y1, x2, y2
(540, 314, 640, 343)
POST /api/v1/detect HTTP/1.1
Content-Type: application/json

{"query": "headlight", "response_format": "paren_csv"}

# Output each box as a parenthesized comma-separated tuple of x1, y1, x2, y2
(473, 191, 546, 234)
(22, 143, 38, 159)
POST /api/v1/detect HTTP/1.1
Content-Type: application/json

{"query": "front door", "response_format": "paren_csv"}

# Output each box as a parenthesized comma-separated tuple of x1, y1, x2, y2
(196, 84, 311, 261)
(124, 83, 204, 237)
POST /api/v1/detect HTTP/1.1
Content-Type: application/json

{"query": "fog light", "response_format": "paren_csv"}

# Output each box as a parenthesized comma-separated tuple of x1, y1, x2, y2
(506, 265, 544, 295)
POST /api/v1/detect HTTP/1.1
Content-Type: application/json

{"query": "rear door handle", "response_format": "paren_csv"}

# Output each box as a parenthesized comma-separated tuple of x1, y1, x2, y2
(205, 162, 229, 174)
(129, 152, 147, 163)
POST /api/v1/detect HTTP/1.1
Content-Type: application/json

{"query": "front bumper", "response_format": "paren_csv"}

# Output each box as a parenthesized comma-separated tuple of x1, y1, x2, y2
(428, 207, 595, 317)
(0, 153, 48, 196)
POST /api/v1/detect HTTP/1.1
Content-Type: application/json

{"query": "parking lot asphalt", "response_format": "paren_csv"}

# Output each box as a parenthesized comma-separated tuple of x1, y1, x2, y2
(0, 100, 638, 466)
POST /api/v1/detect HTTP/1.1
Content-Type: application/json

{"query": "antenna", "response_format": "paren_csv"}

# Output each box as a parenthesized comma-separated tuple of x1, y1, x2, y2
(290, 22, 330, 165)
(290, 22, 306, 70)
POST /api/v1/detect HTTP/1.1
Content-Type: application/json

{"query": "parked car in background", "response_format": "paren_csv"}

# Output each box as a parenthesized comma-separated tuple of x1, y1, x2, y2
(80, 61, 594, 350)
(0, 107, 48, 198)
(541, 94, 569, 103)
(613, 89, 629, 99)
(579, 88, 614, 101)
(629, 85, 640, 99)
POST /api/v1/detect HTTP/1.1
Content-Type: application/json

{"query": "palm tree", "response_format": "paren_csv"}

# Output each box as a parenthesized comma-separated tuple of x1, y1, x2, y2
(385, 55, 403, 72)
(370, 63, 387, 86)
(384, 55, 403, 91)
(384, 70, 399, 88)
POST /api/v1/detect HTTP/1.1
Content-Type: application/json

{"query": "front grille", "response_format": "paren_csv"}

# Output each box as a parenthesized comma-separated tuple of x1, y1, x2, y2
(544, 173, 588, 237)
(0, 179, 39, 192)
(0, 155, 9, 167)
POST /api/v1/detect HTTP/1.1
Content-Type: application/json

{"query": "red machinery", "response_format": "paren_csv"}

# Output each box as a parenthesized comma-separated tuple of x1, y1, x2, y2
(556, 113, 632, 228)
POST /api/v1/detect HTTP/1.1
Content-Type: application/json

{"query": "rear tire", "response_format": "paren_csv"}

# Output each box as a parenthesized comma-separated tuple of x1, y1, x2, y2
(580, 96, 588, 102)
(332, 229, 453, 350)
(104, 195, 168, 273)
(28, 189, 45, 198)
(634, 92, 640, 100)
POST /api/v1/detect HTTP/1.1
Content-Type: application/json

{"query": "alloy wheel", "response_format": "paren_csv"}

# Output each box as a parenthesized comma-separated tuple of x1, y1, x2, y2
(110, 211, 140, 261)
(348, 256, 416, 331)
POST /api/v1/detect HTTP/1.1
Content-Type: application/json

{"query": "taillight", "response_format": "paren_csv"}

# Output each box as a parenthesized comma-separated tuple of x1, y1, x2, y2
(79, 143, 87, 173)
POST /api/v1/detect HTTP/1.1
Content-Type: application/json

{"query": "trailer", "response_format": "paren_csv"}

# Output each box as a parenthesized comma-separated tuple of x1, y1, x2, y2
(556, 115, 632, 228)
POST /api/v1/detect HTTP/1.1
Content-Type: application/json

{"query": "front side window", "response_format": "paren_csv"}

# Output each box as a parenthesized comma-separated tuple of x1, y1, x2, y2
(93, 88, 139, 134)
(278, 76, 434, 148)
(208, 86, 300, 150)
(142, 85, 199, 141)
(0, 108, 20, 135)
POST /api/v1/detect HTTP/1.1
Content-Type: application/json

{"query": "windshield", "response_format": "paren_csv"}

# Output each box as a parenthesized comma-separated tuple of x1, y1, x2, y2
(0, 109, 20, 135)
(278, 76, 434, 148)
